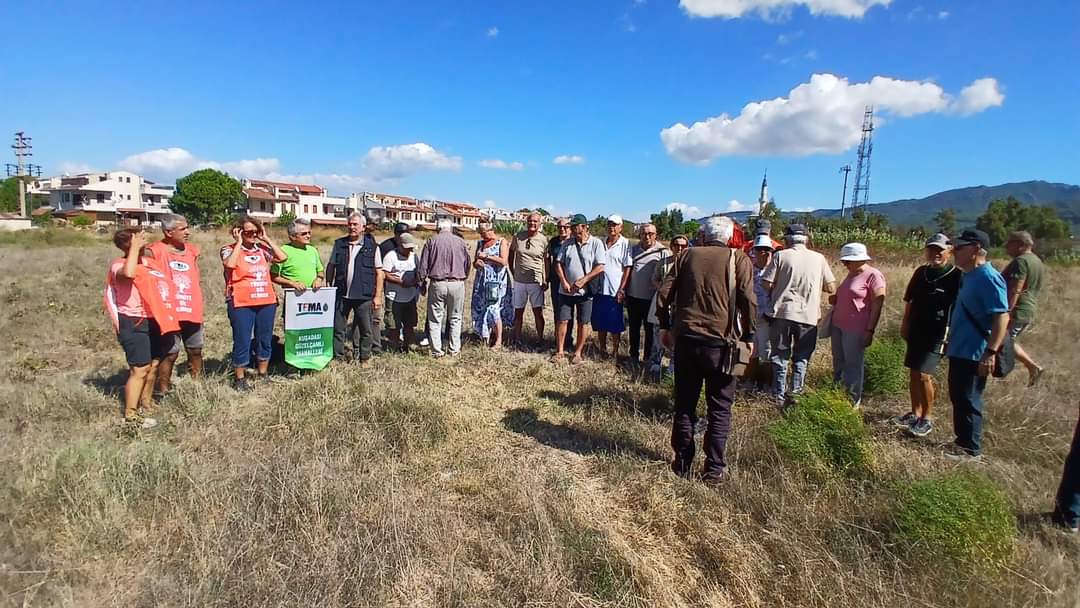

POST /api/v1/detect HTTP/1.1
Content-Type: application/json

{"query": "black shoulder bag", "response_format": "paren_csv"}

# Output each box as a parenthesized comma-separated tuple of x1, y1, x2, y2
(958, 299, 1015, 379)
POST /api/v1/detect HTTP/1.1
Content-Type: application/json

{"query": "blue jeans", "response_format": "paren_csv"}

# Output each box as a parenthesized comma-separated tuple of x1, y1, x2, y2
(769, 318, 818, 400)
(1054, 416, 1080, 528)
(228, 300, 277, 368)
(947, 357, 987, 455)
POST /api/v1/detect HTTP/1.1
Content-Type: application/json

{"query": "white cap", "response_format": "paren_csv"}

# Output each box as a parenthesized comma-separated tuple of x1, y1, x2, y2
(839, 242, 871, 262)
(607, 214, 623, 225)
(752, 234, 774, 249)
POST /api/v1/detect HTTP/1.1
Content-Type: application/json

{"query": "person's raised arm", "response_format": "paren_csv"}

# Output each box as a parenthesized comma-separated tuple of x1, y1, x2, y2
(120, 230, 146, 279)
(486, 238, 509, 268)
(257, 228, 288, 263)
(223, 228, 245, 270)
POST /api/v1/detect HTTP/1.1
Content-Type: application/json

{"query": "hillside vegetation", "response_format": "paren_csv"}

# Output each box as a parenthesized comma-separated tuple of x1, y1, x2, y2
(1, 229, 1078, 607)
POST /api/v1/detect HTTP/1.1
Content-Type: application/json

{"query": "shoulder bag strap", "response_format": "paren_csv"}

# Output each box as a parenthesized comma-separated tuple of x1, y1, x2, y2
(728, 249, 739, 340)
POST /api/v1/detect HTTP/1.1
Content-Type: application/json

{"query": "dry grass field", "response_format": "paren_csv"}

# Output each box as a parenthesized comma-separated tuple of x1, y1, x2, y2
(1, 227, 1078, 607)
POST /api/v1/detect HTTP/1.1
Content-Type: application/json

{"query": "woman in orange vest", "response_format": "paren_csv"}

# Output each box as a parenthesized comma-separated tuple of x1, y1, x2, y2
(221, 216, 287, 391)
(104, 228, 181, 428)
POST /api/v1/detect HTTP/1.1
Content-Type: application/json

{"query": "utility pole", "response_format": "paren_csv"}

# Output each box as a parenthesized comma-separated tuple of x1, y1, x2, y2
(850, 106, 874, 217)
(6, 132, 42, 218)
(839, 165, 851, 218)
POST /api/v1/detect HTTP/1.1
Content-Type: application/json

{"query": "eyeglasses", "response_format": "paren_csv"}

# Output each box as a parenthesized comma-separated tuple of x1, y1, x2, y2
(557, 225, 571, 230)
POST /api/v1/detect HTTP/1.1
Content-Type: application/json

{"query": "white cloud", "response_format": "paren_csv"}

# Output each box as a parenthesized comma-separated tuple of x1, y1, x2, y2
(487, 26, 499, 37)
(483, 199, 497, 208)
(776, 30, 802, 44)
(726, 199, 752, 212)
(553, 154, 586, 165)
(949, 78, 1004, 116)
(937, 10, 949, 19)
(56, 161, 98, 175)
(118, 147, 281, 179)
(665, 202, 702, 216)
(478, 159, 525, 170)
(660, 73, 1004, 163)
(680, 0, 891, 20)
(361, 143, 462, 179)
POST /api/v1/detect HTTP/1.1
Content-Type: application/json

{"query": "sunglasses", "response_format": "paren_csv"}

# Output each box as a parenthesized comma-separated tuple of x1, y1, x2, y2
(295, 231, 311, 236)
(242, 230, 258, 237)
(558, 225, 571, 230)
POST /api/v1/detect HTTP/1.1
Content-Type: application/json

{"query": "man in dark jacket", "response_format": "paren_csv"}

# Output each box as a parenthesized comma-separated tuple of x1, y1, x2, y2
(325, 212, 383, 366)
(658, 215, 756, 483)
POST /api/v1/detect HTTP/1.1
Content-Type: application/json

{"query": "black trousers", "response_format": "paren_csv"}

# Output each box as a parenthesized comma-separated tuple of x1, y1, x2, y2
(672, 338, 737, 480)
(1055, 414, 1080, 528)
(334, 298, 374, 361)
(626, 296, 654, 362)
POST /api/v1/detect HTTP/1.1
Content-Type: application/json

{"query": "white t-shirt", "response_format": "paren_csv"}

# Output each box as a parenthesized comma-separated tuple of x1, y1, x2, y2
(599, 235, 632, 296)
(382, 249, 417, 302)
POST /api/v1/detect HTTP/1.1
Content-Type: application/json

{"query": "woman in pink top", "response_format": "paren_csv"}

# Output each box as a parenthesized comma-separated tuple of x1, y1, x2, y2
(829, 242, 886, 406)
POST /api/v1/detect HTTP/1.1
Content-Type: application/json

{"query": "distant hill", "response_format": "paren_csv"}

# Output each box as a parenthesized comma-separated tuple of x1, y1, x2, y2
(814, 181, 1080, 230)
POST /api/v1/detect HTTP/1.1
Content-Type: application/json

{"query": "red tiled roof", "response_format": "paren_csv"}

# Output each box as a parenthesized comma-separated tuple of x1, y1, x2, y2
(244, 188, 275, 200)
(376, 193, 417, 204)
(248, 179, 323, 195)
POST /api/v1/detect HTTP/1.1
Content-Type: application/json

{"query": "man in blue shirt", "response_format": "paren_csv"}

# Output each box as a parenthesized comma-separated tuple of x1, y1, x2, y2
(945, 229, 1010, 461)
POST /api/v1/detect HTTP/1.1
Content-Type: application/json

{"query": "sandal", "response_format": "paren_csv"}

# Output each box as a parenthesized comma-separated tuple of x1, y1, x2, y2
(571, 354, 585, 366)
(550, 353, 566, 364)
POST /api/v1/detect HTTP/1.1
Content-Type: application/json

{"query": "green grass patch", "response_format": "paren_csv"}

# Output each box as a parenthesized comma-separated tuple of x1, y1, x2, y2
(0, 228, 103, 248)
(559, 524, 638, 604)
(39, 439, 188, 550)
(767, 387, 873, 478)
(863, 335, 907, 397)
(893, 471, 1015, 572)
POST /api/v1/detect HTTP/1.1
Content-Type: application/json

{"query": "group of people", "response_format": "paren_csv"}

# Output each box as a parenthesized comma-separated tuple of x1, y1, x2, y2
(103, 210, 1076, 533)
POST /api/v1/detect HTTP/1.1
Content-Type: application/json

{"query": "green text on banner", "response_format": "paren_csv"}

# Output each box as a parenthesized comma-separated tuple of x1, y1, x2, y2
(283, 287, 336, 370)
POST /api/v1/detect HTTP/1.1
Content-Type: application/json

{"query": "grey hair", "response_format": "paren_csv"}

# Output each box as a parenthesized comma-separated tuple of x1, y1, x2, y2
(287, 217, 312, 236)
(787, 234, 809, 245)
(161, 214, 187, 231)
(436, 218, 454, 232)
(1009, 230, 1034, 246)
(478, 221, 494, 232)
(638, 222, 656, 235)
(347, 211, 366, 222)
(701, 215, 734, 244)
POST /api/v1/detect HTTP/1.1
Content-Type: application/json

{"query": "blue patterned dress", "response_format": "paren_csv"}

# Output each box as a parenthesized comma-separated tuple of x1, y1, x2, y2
(471, 238, 514, 339)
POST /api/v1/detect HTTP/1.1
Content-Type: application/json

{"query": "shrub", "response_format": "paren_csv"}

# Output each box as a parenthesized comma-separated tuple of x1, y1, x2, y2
(70, 215, 93, 227)
(767, 387, 873, 477)
(863, 335, 907, 397)
(893, 471, 1015, 572)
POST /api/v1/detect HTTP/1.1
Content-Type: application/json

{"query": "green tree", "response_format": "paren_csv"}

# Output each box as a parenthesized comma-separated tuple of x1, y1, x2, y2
(169, 169, 244, 225)
(932, 208, 957, 235)
(649, 208, 684, 239)
(975, 196, 1072, 246)
(274, 210, 298, 227)
(0, 178, 21, 213)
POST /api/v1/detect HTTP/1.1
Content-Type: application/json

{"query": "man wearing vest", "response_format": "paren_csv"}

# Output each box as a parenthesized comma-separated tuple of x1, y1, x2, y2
(326, 212, 384, 367)
(148, 214, 205, 397)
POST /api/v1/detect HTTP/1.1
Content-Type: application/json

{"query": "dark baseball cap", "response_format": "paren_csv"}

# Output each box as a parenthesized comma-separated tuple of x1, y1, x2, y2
(571, 213, 589, 226)
(784, 223, 808, 236)
(393, 222, 409, 235)
(953, 229, 990, 251)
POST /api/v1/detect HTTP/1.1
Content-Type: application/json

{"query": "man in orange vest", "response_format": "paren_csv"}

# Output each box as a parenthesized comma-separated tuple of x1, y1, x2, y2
(148, 214, 205, 396)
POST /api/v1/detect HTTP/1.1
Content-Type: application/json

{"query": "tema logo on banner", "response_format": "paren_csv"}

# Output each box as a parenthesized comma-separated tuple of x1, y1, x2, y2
(283, 287, 336, 370)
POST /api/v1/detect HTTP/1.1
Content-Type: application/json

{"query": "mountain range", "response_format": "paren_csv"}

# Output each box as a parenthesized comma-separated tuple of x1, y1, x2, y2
(726, 181, 1080, 231)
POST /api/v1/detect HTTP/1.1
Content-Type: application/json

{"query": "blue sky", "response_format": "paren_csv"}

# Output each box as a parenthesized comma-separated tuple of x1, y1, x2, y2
(2, 0, 1077, 220)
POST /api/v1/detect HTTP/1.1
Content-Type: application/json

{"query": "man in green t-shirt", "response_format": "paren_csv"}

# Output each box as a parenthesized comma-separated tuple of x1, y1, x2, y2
(1004, 230, 1045, 386)
(271, 218, 325, 292)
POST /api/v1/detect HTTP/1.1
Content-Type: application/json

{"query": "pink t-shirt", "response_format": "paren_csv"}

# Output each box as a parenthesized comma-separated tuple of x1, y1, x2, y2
(109, 260, 147, 318)
(833, 266, 886, 333)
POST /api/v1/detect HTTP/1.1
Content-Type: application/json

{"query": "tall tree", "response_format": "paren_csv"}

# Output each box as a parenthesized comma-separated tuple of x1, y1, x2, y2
(169, 169, 244, 225)
(975, 196, 1072, 245)
(0, 178, 20, 213)
(932, 208, 957, 235)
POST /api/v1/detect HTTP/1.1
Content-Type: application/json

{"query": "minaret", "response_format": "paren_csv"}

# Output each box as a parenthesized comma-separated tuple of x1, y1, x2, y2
(757, 170, 769, 216)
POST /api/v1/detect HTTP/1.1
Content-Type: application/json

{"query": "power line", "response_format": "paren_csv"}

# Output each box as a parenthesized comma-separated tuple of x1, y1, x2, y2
(6, 132, 43, 218)
(850, 106, 874, 216)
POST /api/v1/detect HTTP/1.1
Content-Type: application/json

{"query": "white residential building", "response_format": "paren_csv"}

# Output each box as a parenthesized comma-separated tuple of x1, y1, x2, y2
(241, 179, 355, 226)
(28, 171, 174, 226)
